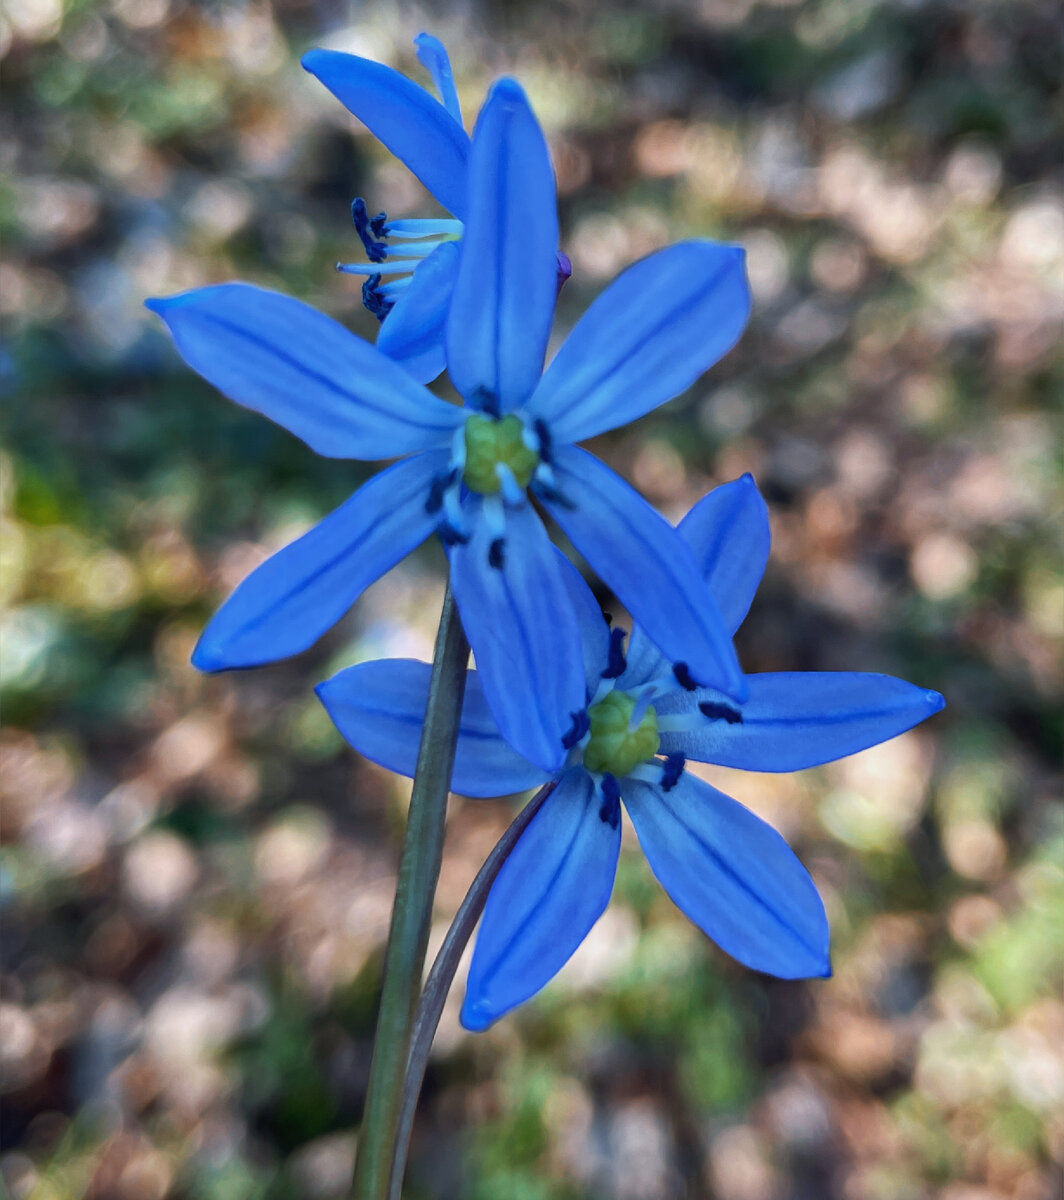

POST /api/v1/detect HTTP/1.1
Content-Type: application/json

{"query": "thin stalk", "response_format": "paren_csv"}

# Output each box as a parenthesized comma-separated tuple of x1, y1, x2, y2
(351, 583, 469, 1200)
(387, 781, 557, 1200)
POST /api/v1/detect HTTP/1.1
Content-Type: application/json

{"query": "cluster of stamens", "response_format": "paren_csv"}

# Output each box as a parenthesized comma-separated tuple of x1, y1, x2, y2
(337, 198, 463, 321)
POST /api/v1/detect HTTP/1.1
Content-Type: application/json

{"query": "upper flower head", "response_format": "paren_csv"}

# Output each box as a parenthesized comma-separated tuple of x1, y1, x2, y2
(318, 474, 946, 1030)
(146, 79, 752, 773)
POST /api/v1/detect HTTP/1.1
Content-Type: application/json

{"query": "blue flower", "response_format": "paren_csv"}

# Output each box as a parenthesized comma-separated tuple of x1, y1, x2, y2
(304, 34, 571, 383)
(146, 79, 752, 774)
(317, 474, 945, 1030)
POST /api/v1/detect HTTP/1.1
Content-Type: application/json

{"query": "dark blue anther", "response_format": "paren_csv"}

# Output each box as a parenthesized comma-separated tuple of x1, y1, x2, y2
(598, 773, 621, 828)
(472, 386, 500, 419)
(488, 538, 506, 570)
(561, 709, 590, 749)
(351, 197, 389, 263)
(531, 476, 576, 510)
(601, 627, 627, 679)
(436, 521, 470, 547)
(660, 753, 686, 792)
(698, 700, 743, 724)
(672, 662, 698, 691)
(361, 275, 394, 322)
(425, 468, 460, 516)
(533, 418, 553, 464)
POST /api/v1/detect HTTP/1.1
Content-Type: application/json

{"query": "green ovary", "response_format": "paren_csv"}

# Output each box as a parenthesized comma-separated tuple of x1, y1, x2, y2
(582, 690, 660, 778)
(462, 414, 539, 495)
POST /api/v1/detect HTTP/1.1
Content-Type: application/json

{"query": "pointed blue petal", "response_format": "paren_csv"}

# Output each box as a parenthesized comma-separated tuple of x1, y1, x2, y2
(553, 550, 612, 694)
(623, 773, 830, 979)
(677, 473, 770, 635)
(301, 48, 469, 218)
(146, 285, 464, 460)
(376, 242, 459, 383)
(528, 242, 750, 442)
(461, 768, 620, 1030)
(446, 79, 558, 415)
(316, 660, 551, 797)
(449, 498, 586, 772)
(658, 672, 946, 770)
(413, 33, 462, 123)
(192, 450, 449, 671)
(538, 445, 746, 703)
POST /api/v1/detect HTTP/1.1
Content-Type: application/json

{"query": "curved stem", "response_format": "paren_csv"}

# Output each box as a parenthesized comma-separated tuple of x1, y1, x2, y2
(387, 781, 557, 1200)
(351, 583, 469, 1200)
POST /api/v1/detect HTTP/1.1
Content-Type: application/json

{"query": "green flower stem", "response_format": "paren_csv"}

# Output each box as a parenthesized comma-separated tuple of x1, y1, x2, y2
(351, 582, 470, 1200)
(387, 780, 557, 1200)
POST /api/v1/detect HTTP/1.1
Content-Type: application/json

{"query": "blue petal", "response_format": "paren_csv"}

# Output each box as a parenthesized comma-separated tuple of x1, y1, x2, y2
(446, 79, 558, 415)
(623, 773, 830, 979)
(413, 33, 462, 123)
(553, 550, 612, 694)
(301, 48, 469, 218)
(461, 768, 620, 1030)
(677, 473, 770, 635)
(316, 660, 551, 797)
(538, 445, 746, 703)
(449, 498, 586, 772)
(528, 241, 750, 442)
(192, 450, 449, 671)
(146, 285, 464, 460)
(376, 242, 459, 383)
(658, 672, 946, 770)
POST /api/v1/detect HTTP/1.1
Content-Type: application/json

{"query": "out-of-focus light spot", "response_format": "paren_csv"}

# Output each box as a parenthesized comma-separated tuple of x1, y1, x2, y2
(708, 1124, 776, 1200)
(810, 237, 868, 293)
(16, 179, 99, 248)
(699, 384, 758, 436)
(288, 1133, 357, 1200)
(943, 143, 1002, 206)
(632, 439, 686, 504)
(0, 605, 63, 690)
(1000, 197, 1064, 273)
(110, 0, 169, 31)
(742, 229, 789, 304)
(942, 819, 1007, 883)
(123, 831, 198, 916)
(911, 532, 978, 600)
(5, 0, 62, 42)
(184, 180, 253, 243)
(254, 808, 332, 889)
(150, 712, 226, 785)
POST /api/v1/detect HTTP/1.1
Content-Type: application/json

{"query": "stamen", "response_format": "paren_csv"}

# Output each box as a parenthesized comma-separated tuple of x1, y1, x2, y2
(377, 278, 413, 296)
(532, 418, 553, 463)
(442, 486, 467, 541)
(556, 250, 573, 295)
(602, 627, 627, 679)
(672, 662, 698, 691)
(494, 462, 526, 508)
(531, 463, 576, 509)
(336, 260, 427, 275)
(627, 688, 655, 733)
(698, 700, 743, 724)
(660, 753, 686, 792)
(598, 773, 621, 828)
(488, 538, 505, 569)
(450, 425, 467, 472)
(561, 710, 590, 749)
(386, 218, 464, 238)
(361, 275, 393, 322)
(351, 198, 389, 262)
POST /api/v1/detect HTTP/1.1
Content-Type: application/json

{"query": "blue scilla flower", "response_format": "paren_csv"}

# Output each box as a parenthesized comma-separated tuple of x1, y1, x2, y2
(317, 474, 945, 1030)
(146, 79, 751, 773)
(303, 34, 572, 383)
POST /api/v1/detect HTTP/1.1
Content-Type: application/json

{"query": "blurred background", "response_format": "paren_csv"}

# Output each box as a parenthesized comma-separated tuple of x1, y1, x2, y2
(2, 1, 1062, 1197)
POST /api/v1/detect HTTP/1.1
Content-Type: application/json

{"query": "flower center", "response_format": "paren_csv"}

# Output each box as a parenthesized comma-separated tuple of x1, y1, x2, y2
(462, 415, 540, 495)
(582, 689, 660, 778)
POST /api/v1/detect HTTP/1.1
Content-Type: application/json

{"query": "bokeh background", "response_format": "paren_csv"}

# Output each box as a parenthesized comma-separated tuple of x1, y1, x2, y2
(3, 1, 1062, 1197)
